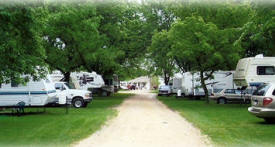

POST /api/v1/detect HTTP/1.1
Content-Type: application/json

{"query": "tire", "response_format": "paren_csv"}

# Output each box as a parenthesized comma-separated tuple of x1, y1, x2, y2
(245, 99, 251, 104)
(217, 97, 227, 104)
(72, 97, 85, 108)
(264, 118, 275, 123)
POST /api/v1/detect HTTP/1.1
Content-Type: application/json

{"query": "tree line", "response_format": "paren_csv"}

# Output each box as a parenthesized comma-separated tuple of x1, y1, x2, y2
(0, 0, 274, 103)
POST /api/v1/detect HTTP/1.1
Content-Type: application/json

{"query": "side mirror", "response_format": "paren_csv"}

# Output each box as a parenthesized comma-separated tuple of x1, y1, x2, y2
(61, 86, 66, 91)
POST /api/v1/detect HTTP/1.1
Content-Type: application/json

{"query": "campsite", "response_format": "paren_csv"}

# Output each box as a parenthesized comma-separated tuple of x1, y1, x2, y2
(0, 0, 275, 146)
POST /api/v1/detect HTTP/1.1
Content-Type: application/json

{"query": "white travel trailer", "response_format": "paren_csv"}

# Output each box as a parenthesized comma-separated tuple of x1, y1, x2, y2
(71, 72, 105, 90)
(234, 54, 275, 87)
(171, 71, 236, 96)
(0, 75, 58, 107)
(50, 71, 105, 91)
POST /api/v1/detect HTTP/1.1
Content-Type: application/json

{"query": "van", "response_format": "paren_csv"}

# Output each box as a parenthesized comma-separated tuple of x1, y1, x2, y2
(234, 54, 275, 87)
(0, 75, 57, 107)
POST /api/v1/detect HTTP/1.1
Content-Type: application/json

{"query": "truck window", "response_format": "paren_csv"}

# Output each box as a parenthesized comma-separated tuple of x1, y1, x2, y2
(55, 83, 63, 90)
(257, 66, 275, 75)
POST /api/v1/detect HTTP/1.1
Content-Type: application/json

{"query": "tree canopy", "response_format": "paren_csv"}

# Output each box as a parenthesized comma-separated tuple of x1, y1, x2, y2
(0, 0, 274, 98)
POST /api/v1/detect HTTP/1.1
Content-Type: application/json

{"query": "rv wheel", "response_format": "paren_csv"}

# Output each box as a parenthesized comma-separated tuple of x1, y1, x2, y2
(217, 98, 227, 104)
(72, 97, 84, 108)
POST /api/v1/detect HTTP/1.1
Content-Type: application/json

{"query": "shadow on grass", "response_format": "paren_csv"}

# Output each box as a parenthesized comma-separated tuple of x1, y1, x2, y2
(0, 111, 46, 116)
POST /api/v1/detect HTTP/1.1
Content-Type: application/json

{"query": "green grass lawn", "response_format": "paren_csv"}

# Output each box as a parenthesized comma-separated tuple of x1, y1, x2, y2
(0, 93, 132, 147)
(158, 96, 275, 147)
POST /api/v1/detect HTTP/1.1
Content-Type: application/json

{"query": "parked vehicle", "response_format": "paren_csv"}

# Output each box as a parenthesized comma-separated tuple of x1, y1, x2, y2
(0, 75, 58, 107)
(234, 54, 275, 87)
(210, 88, 252, 104)
(71, 72, 105, 90)
(54, 82, 92, 108)
(170, 71, 236, 97)
(51, 71, 113, 96)
(158, 85, 172, 96)
(248, 83, 275, 122)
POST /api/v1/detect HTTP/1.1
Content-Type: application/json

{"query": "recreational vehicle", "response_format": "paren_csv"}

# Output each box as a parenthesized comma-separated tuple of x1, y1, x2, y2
(234, 54, 275, 87)
(171, 71, 236, 97)
(71, 72, 105, 90)
(51, 71, 105, 90)
(0, 75, 58, 107)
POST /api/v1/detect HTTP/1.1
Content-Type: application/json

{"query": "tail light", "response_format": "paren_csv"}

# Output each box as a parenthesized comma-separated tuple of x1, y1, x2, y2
(263, 97, 273, 106)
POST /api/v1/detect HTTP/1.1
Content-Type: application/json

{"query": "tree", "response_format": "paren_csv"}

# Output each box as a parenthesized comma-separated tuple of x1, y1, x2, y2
(169, 16, 240, 103)
(237, 1, 275, 57)
(43, 4, 102, 82)
(0, 3, 46, 84)
(148, 30, 175, 85)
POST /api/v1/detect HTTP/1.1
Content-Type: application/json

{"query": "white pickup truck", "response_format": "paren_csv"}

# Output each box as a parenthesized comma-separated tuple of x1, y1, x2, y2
(54, 82, 92, 108)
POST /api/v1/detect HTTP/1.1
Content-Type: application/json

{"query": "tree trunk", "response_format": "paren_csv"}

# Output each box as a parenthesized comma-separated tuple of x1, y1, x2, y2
(64, 72, 71, 83)
(200, 71, 209, 104)
(164, 72, 170, 85)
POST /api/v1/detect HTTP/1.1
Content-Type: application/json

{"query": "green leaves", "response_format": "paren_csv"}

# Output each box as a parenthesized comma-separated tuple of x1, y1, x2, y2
(0, 4, 46, 83)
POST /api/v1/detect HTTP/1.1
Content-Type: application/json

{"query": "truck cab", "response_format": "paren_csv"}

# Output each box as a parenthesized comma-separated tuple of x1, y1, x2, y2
(54, 82, 92, 108)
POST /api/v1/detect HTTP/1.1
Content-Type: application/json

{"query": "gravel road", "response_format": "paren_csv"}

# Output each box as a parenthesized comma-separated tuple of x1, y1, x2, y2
(74, 91, 212, 147)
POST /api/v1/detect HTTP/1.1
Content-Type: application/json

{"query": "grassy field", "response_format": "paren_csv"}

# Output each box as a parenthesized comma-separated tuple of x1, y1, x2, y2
(158, 96, 275, 147)
(0, 93, 132, 147)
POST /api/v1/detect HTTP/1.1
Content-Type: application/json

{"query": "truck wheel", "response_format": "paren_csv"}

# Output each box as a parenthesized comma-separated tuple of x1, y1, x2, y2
(264, 118, 275, 123)
(217, 98, 227, 104)
(72, 97, 84, 108)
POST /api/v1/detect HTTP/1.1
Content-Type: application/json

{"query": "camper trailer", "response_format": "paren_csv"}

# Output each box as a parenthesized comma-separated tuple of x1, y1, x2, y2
(0, 75, 58, 107)
(50, 71, 105, 90)
(171, 71, 236, 96)
(234, 54, 275, 87)
(71, 72, 105, 90)
(50, 71, 114, 96)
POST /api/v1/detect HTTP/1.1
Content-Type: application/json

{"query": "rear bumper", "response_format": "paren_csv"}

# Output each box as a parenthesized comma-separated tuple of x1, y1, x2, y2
(158, 91, 170, 95)
(248, 107, 275, 118)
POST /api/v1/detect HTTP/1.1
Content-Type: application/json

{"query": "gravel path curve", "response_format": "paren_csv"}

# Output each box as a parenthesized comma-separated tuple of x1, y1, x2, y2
(74, 91, 212, 147)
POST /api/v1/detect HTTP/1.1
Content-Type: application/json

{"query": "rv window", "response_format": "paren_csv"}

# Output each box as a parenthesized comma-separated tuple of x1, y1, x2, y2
(257, 66, 275, 75)
(86, 77, 94, 82)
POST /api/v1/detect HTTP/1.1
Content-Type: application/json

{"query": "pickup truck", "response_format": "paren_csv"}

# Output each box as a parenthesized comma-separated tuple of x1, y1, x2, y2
(54, 82, 92, 108)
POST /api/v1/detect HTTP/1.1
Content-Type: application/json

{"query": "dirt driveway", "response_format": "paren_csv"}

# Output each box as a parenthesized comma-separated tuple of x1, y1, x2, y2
(74, 91, 212, 147)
